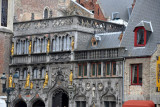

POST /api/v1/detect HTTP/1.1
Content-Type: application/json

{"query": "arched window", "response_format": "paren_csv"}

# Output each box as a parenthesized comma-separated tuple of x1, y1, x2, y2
(55, 36, 59, 51)
(42, 38, 47, 53)
(52, 39, 56, 52)
(15, 69, 20, 79)
(41, 67, 46, 78)
(63, 36, 66, 51)
(69, 37, 72, 50)
(62, 37, 64, 51)
(16, 40, 20, 55)
(33, 40, 37, 53)
(59, 37, 62, 51)
(1, 0, 8, 27)
(44, 8, 49, 19)
(22, 68, 27, 79)
(33, 68, 39, 79)
(66, 35, 70, 50)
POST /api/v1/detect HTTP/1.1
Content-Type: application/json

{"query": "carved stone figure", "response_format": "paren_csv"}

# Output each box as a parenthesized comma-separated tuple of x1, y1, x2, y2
(98, 83, 104, 91)
(43, 71, 49, 88)
(86, 83, 91, 91)
(92, 84, 96, 97)
(25, 73, 30, 88)
(9, 75, 12, 88)
(29, 41, 32, 54)
(69, 71, 73, 85)
(11, 43, 14, 56)
(47, 40, 50, 53)
(71, 39, 74, 51)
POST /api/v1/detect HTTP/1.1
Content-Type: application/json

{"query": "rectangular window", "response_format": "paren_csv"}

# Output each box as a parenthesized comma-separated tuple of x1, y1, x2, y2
(106, 62, 110, 76)
(97, 63, 101, 77)
(76, 101, 86, 107)
(1, 0, 8, 27)
(134, 27, 147, 47)
(131, 64, 142, 85)
(112, 62, 116, 76)
(78, 64, 82, 77)
(78, 64, 87, 77)
(83, 64, 87, 77)
(91, 63, 96, 77)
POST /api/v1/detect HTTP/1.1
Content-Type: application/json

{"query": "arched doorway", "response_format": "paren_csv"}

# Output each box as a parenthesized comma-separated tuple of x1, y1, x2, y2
(52, 88, 69, 107)
(15, 100, 27, 107)
(32, 99, 45, 107)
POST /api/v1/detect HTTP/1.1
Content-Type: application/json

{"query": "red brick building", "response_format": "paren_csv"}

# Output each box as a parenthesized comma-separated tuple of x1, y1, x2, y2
(77, 0, 106, 21)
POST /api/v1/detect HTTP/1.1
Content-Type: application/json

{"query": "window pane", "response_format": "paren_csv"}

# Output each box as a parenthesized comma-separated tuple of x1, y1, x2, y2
(84, 64, 87, 76)
(82, 101, 86, 107)
(41, 68, 45, 78)
(112, 63, 116, 76)
(92, 64, 96, 76)
(23, 69, 27, 79)
(76, 101, 80, 107)
(137, 29, 144, 45)
(105, 102, 109, 107)
(34, 69, 37, 79)
(98, 63, 101, 76)
(139, 64, 142, 84)
(78, 65, 82, 77)
(132, 65, 137, 84)
(111, 101, 116, 107)
(106, 63, 110, 76)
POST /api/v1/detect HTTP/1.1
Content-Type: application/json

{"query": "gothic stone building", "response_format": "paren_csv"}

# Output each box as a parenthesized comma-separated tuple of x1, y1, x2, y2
(9, 15, 124, 107)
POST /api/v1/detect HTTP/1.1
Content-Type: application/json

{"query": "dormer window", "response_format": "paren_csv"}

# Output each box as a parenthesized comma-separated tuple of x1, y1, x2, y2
(134, 27, 146, 47)
(134, 21, 153, 47)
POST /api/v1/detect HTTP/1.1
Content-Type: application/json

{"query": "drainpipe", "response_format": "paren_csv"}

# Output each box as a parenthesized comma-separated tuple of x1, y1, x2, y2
(122, 57, 126, 105)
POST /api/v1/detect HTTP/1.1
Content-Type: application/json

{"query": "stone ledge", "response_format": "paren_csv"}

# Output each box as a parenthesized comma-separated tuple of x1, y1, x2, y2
(0, 26, 13, 34)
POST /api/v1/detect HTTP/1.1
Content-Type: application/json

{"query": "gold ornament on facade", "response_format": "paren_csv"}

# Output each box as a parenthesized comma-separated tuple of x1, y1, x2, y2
(30, 82, 33, 89)
(69, 71, 73, 85)
(47, 40, 50, 53)
(29, 41, 32, 54)
(43, 72, 49, 88)
(13, 83, 15, 88)
(9, 75, 12, 88)
(25, 73, 30, 88)
(11, 43, 14, 56)
(71, 38, 74, 51)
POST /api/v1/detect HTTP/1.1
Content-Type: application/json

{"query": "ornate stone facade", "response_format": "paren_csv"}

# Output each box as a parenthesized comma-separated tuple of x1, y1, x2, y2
(9, 16, 124, 107)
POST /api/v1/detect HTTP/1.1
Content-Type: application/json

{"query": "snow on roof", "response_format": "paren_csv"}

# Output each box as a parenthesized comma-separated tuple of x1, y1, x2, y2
(71, 0, 94, 15)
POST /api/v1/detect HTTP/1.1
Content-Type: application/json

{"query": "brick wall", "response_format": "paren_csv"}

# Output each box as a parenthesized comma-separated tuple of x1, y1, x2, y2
(0, 30, 12, 95)
(14, 0, 70, 21)
(76, 0, 106, 21)
(150, 44, 160, 104)
(124, 57, 150, 101)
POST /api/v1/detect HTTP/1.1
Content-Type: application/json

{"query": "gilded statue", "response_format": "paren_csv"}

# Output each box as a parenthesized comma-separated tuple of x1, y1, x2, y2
(29, 41, 32, 54)
(13, 83, 15, 88)
(43, 72, 49, 88)
(71, 38, 74, 51)
(25, 73, 30, 88)
(69, 71, 73, 85)
(11, 43, 14, 56)
(9, 75, 12, 88)
(30, 82, 33, 89)
(47, 40, 50, 53)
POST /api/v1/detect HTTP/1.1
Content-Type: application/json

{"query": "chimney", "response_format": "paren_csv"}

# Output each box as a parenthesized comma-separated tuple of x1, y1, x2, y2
(132, 0, 136, 9)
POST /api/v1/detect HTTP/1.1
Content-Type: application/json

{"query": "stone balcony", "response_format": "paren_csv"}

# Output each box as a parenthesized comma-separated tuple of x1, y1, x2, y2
(13, 15, 124, 36)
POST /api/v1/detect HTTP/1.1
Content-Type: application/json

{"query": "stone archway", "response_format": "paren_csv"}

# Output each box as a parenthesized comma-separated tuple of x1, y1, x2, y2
(32, 99, 45, 107)
(15, 100, 27, 107)
(52, 88, 69, 107)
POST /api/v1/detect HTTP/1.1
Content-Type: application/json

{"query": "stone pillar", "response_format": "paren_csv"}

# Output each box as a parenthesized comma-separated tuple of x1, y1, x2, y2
(68, 85, 75, 107)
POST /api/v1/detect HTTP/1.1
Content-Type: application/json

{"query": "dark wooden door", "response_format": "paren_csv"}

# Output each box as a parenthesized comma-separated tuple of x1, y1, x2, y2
(52, 91, 68, 107)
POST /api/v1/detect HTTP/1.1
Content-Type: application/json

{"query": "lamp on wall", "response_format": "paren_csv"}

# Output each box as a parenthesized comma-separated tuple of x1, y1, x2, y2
(0, 72, 19, 107)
